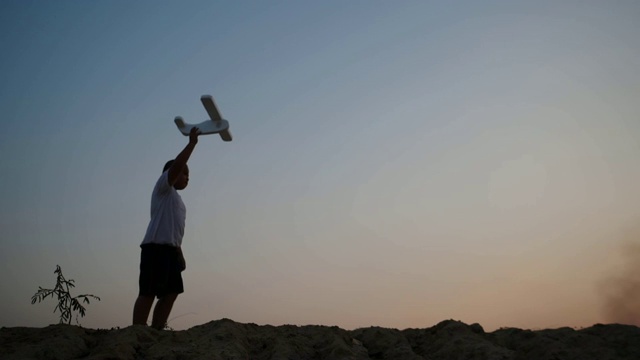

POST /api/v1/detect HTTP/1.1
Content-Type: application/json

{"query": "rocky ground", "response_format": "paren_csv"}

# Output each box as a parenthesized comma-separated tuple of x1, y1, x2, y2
(1, 318, 639, 359)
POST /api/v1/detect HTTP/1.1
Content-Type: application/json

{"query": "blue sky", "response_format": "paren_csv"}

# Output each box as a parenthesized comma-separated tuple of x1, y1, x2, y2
(1, 0, 640, 331)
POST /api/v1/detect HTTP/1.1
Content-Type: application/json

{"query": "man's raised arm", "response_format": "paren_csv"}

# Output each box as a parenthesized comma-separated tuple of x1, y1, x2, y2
(168, 127, 200, 186)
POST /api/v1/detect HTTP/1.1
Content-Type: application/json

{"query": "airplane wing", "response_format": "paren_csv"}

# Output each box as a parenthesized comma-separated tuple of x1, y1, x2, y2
(220, 129, 232, 142)
(200, 95, 223, 122)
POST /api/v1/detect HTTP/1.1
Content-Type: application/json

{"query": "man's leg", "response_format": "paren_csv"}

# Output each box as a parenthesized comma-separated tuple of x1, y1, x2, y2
(151, 293, 178, 329)
(133, 295, 155, 325)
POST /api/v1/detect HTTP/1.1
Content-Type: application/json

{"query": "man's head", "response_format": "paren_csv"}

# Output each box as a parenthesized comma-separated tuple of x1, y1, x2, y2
(163, 160, 190, 190)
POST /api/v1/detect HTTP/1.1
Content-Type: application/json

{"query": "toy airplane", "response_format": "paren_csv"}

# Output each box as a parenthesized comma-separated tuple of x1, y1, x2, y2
(174, 95, 233, 142)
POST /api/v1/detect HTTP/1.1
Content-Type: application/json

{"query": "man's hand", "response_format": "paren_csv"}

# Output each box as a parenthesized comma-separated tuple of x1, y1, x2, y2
(179, 255, 186, 272)
(177, 248, 186, 272)
(189, 127, 201, 145)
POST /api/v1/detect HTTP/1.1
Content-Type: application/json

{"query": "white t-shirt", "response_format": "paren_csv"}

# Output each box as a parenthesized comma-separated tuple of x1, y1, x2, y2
(140, 171, 186, 247)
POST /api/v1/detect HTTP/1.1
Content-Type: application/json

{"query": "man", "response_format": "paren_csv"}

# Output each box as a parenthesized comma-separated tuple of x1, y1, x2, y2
(132, 127, 200, 329)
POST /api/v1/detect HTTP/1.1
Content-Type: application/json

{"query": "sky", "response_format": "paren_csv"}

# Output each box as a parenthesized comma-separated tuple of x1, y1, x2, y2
(1, 0, 639, 332)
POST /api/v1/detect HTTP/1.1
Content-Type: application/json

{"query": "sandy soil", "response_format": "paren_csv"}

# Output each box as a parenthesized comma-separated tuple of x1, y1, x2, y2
(1, 318, 639, 359)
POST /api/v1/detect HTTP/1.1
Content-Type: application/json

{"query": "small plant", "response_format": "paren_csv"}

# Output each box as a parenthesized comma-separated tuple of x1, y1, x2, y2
(31, 265, 101, 325)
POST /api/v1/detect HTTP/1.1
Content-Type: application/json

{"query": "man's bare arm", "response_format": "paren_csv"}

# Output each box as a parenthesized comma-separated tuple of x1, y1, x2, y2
(168, 127, 200, 186)
(177, 247, 186, 271)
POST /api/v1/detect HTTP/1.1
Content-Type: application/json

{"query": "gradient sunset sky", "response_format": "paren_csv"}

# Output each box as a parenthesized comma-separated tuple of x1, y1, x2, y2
(1, 0, 639, 331)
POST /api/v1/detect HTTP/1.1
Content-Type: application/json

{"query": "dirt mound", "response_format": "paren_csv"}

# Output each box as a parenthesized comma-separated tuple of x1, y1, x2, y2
(1, 318, 638, 359)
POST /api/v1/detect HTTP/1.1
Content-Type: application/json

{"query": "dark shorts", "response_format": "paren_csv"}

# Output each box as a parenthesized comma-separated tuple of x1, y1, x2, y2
(139, 243, 184, 298)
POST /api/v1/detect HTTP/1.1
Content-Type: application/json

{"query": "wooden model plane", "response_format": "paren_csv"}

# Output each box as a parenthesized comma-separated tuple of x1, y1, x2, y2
(174, 95, 232, 142)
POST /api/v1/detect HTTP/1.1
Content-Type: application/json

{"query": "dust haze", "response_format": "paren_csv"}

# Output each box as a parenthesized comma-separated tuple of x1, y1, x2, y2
(600, 239, 640, 326)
